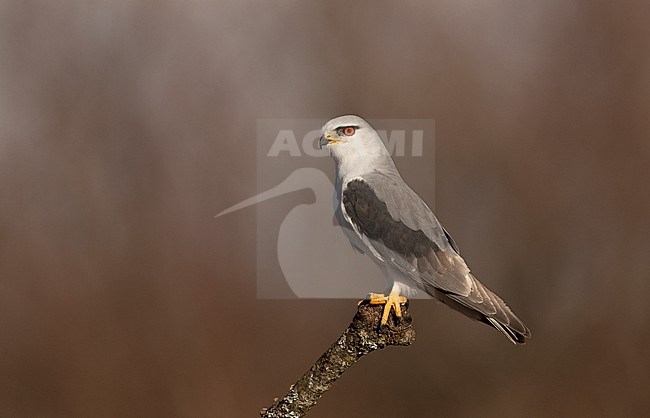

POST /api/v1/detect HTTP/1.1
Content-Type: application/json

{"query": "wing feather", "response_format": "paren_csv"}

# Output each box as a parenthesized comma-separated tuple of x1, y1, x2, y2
(342, 176, 531, 344)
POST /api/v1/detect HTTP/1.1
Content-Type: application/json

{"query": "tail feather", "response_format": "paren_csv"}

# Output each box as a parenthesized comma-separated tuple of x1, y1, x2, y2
(486, 317, 525, 345)
(425, 276, 531, 345)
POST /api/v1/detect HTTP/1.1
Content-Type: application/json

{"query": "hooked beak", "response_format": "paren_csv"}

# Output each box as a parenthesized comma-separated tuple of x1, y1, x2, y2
(319, 132, 340, 149)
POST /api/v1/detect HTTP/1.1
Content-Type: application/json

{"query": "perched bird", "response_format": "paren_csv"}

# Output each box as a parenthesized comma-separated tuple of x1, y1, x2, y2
(319, 115, 531, 344)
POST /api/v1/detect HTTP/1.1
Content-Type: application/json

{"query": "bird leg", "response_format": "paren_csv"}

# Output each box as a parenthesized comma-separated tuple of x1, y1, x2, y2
(368, 291, 408, 325)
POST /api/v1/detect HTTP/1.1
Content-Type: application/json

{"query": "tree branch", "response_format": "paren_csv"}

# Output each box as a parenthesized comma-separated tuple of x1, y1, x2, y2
(260, 301, 416, 417)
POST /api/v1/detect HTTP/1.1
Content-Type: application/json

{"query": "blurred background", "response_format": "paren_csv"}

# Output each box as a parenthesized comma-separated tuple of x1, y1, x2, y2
(1, 1, 649, 417)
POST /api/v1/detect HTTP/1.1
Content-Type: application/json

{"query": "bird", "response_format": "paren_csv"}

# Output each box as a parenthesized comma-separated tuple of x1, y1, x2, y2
(319, 115, 531, 344)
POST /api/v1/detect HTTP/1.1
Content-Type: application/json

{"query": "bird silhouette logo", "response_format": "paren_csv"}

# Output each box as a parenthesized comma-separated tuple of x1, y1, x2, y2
(216, 167, 379, 298)
(216, 119, 433, 299)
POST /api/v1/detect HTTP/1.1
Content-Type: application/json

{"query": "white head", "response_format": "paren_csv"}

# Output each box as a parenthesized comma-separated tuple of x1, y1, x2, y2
(319, 115, 396, 180)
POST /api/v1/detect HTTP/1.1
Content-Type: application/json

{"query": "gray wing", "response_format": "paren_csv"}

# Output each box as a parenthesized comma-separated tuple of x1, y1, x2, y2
(342, 174, 531, 344)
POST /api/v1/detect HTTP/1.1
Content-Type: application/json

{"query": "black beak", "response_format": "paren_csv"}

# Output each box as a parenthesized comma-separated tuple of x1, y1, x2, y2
(319, 135, 328, 150)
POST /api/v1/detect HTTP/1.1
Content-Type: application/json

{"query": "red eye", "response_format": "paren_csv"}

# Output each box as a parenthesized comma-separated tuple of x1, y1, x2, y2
(343, 127, 356, 136)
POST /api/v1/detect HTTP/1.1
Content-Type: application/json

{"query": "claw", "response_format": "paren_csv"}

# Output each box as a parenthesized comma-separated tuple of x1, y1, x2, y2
(367, 291, 408, 325)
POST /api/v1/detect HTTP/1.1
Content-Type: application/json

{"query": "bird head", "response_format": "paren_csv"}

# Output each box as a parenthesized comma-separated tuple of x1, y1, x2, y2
(319, 115, 393, 175)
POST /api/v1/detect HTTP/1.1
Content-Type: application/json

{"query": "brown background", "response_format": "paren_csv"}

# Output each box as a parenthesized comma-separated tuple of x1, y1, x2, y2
(1, 1, 649, 417)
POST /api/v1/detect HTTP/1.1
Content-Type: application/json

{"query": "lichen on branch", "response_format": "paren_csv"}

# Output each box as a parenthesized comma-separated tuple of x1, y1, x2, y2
(261, 301, 416, 417)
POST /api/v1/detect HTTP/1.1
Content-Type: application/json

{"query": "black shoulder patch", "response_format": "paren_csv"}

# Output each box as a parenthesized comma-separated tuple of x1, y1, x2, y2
(342, 179, 441, 259)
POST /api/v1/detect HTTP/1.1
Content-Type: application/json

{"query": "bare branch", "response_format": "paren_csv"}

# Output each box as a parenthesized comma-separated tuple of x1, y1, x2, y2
(261, 301, 416, 417)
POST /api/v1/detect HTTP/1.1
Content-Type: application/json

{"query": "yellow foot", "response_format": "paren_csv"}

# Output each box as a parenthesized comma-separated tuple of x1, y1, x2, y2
(368, 291, 408, 325)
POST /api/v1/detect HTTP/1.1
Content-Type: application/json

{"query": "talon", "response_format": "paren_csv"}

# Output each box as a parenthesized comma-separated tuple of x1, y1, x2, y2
(366, 291, 407, 325)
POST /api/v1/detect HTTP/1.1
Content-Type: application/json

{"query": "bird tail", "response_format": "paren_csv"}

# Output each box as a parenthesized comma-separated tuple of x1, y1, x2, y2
(485, 317, 528, 345)
(427, 276, 531, 345)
